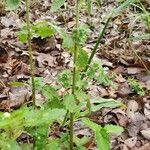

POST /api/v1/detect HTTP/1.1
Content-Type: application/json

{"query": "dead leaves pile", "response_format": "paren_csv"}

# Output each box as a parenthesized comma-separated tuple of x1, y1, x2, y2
(0, 0, 150, 149)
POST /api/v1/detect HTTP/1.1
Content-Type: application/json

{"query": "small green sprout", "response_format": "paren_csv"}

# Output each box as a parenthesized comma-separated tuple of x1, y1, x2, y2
(128, 77, 145, 96)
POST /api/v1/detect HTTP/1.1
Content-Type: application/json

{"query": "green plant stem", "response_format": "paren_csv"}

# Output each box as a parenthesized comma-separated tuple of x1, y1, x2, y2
(62, 5, 112, 129)
(81, 16, 111, 79)
(69, 0, 80, 149)
(25, 0, 36, 107)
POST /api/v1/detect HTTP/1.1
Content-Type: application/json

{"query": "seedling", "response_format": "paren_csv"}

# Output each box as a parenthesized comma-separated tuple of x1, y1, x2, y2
(128, 77, 145, 96)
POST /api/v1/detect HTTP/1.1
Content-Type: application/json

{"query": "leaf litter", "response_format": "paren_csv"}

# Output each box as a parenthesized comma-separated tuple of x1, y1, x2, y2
(0, 0, 150, 149)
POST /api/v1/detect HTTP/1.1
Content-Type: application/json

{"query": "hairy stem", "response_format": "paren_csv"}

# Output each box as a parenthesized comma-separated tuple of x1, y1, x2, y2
(70, 0, 80, 149)
(25, 0, 36, 107)
(81, 16, 111, 79)
(62, 4, 112, 129)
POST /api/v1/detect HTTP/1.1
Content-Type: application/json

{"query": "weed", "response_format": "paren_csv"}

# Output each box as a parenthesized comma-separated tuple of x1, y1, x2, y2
(128, 77, 145, 96)
(0, 0, 137, 149)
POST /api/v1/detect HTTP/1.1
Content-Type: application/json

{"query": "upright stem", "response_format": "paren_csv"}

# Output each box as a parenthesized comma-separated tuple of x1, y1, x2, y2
(81, 16, 111, 79)
(70, 0, 80, 149)
(25, 0, 36, 107)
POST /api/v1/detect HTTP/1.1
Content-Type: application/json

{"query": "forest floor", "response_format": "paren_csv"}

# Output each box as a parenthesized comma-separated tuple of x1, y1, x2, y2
(0, 0, 150, 149)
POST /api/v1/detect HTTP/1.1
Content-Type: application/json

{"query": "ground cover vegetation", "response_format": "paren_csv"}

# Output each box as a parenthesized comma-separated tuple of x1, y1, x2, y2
(0, 0, 150, 149)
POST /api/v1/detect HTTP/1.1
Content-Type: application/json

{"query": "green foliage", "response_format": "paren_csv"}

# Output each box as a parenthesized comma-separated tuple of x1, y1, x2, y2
(104, 124, 124, 134)
(82, 118, 124, 150)
(46, 139, 61, 150)
(17, 25, 28, 43)
(32, 21, 55, 39)
(128, 77, 145, 96)
(51, 0, 65, 12)
(0, 107, 66, 149)
(58, 70, 72, 89)
(91, 98, 123, 112)
(2, 0, 138, 149)
(72, 25, 90, 45)
(76, 49, 89, 70)
(18, 21, 55, 43)
(0, 133, 21, 150)
(86, 63, 113, 86)
(96, 128, 110, 150)
(64, 94, 78, 113)
(6, 0, 21, 10)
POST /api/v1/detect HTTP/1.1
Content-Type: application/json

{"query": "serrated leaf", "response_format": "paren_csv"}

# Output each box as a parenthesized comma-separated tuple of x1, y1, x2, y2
(6, 0, 21, 10)
(33, 22, 55, 39)
(72, 25, 90, 45)
(75, 90, 88, 102)
(42, 85, 59, 100)
(76, 49, 89, 70)
(58, 70, 71, 89)
(62, 36, 74, 50)
(33, 77, 45, 91)
(96, 128, 110, 150)
(82, 118, 101, 132)
(64, 94, 77, 112)
(104, 124, 124, 134)
(18, 29, 28, 43)
(51, 0, 65, 12)
(26, 108, 66, 127)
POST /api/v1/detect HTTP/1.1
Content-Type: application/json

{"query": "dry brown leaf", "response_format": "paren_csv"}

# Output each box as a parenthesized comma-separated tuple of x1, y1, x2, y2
(124, 137, 137, 148)
(141, 129, 150, 140)
(37, 53, 56, 68)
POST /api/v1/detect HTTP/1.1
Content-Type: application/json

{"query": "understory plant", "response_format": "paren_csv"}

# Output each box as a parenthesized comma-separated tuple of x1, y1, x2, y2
(0, 0, 138, 149)
(128, 77, 145, 96)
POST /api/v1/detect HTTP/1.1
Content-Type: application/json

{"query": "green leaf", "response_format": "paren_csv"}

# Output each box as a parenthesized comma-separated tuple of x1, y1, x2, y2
(42, 85, 59, 100)
(82, 118, 101, 132)
(49, 23, 74, 51)
(47, 139, 61, 150)
(76, 49, 89, 70)
(91, 98, 123, 112)
(34, 125, 49, 150)
(0, 107, 29, 129)
(128, 77, 145, 96)
(33, 77, 45, 91)
(8, 81, 25, 87)
(51, 0, 65, 12)
(75, 90, 89, 102)
(96, 128, 110, 150)
(58, 70, 71, 89)
(62, 36, 74, 50)
(25, 108, 65, 127)
(32, 21, 55, 39)
(74, 136, 89, 150)
(104, 124, 124, 134)
(6, 0, 21, 10)
(72, 25, 90, 45)
(18, 29, 28, 43)
(82, 118, 110, 150)
(64, 94, 77, 113)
